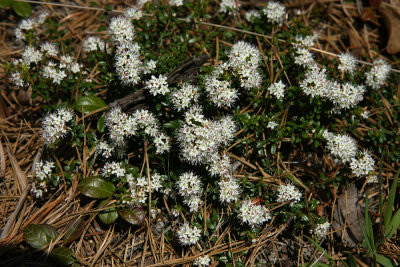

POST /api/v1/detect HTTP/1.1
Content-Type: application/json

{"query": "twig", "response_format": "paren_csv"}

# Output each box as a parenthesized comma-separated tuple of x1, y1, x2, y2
(0, 184, 31, 240)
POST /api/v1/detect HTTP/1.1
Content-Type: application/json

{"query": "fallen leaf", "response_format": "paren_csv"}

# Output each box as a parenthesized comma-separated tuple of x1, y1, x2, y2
(379, 3, 400, 54)
(332, 183, 365, 247)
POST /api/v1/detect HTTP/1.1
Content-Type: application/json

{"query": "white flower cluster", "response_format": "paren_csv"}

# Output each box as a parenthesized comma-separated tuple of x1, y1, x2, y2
(177, 106, 236, 173)
(176, 172, 203, 212)
(277, 183, 302, 206)
(338, 53, 357, 74)
(115, 42, 143, 86)
(109, 16, 135, 45)
(218, 177, 241, 204)
(104, 108, 170, 153)
(101, 161, 126, 178)
(124, 174, 148, 204)
(300, 65, 365, 109)
(268, 81, 285, 99)
(22, 46, 42, 66)
(31, 160, 55, 198)
(207, 153, 231, 177)
(219, 0, 240, 14)
(294, 48, 314, 68)
(227, 41, 262, 89)
(60, 55, 81, 73)
(171, 83, 199, 111)
(267, 121, 278, 130)
(194, 255, 211, 266)
(83, 36, 110, 53)
(324, 132, 357, 163)
(177, 222, 201, 245)
(14, 12, 49, 41)
(42, 62, 67, 84)
(40, 42, 59, 57)
(10, 72, 25, 87)
(124, 7, 143, 20)
(262, 2, 286, 24)
(312, 221, 330, 239)
(350, 150, 375, 177)
(365, 58, 391, 89)
(42, 108, 74, 145)
(143, 59, 157, 75)
(98, 141, 115, 158)
(245, 10, 261, 22)
(204, 66, 238, 107)
(238, 200, 271, 228)
(169, 0, 183, 6)
(294, 34, 318, 49)
(146, 74, 170, 96)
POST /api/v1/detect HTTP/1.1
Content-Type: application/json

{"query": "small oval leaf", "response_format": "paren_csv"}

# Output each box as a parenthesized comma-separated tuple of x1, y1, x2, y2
(98, 200, 118, 224)
(63, 218, 85, 245)
(78, 176, 115, 199)
(23, 224, 59, 250)
(74, 95, 108, 114)
(119, 206, 145, 226)
(49, 247, 75, 266)
(12, 1, 32, 17)
(97, 116, 105, 133)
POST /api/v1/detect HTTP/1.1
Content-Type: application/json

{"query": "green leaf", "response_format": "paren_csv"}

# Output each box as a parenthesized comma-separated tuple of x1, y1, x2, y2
(384, 170, 399, 230)
(63, 218, 85, 245)
(97, 116, 105, 133)
(119, 206, 145, 226)
(363, 194, 375, 253)
(49, 247, 75, 266)
(12, 1, 32, 17)
(23, 224, 59, 250)
(345, 252, 358, 267)
(78, 176, 115, 199)
(0, 0, 12, 8)
(74, 95, 108, 114)
(385, 209, 400, 239)
(375, 254, 393, 267)
(98, 200, 118, 224)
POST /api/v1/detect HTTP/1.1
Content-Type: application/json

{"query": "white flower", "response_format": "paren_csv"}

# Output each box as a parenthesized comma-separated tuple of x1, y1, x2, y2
(114, 42, 143, 86)
(146, 74, 169, 96)
(268, 81, 285, 99)
(294, 34, 318, 49)
(151, 173, 164, 192)
(40, 42, 58, 57)
(154, 133, 170, 154)
(124, 7, 143, 20)
(338, 53, 357, 74)
(267, 121, 278, 130)
(327, 82, 365, 109)
(325, 133, 357, 163)
(42, 108, 74, 145)
(22, 46, 42, 66)
(109, 16, 135, 44)
(350, 150, 375, 177)
(299, 64, 330, 98)
(218, 178, 240, 203)
(194, 255, 211, 266)
(365, 58, 391, 89)
(176, 172, 202, 198)
(177, 223, 201, 245)
(219, 0, 240, 14)
(15, 18, 37, 41)
(245, 10, 260, 22)
(262, 2, 286, 24)
(101, 161, 126, 178)
(361, 110, 369, 119)
(312, 221, 330, 239)
(10, 71, 25, 87)
(276, 183, 302, 206)
(83, 36, 109, 53)
(143, 59, 157, 74)
(169, 0, 183, 6)
(367, 174, 378, 184)
(294, 48, 314, 67)
(98, 141, 115, 158)
(238, 200, 271, 228)
(105, 107, 138, 144)
(171, 83, 199, 111)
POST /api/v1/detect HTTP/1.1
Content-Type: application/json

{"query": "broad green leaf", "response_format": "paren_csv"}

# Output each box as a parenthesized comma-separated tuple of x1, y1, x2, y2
(0, 0, 12, 8)
(119, 206, 145, 226)
(49, 247, 75, 266)
(98, 200, 118, 224)
(63, 218, 85, 245)
(78, 176, 115, 199)
(74, 95, 108, 114)
(384, 170, 399, 229)
(385, 209, 400, 239)
(23, 224, 59, 250)
(375, 254, 393, 267)
(12, 1, 32, 17)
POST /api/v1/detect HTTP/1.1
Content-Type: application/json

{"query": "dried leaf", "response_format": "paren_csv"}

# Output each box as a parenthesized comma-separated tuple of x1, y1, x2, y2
(379, 3, 400, 54)
(63, 218, 85, 245)
(332, 184, 365, 247)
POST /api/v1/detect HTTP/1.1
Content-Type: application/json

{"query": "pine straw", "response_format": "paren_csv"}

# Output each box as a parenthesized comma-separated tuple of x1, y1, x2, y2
(0, 0, 399, 266)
